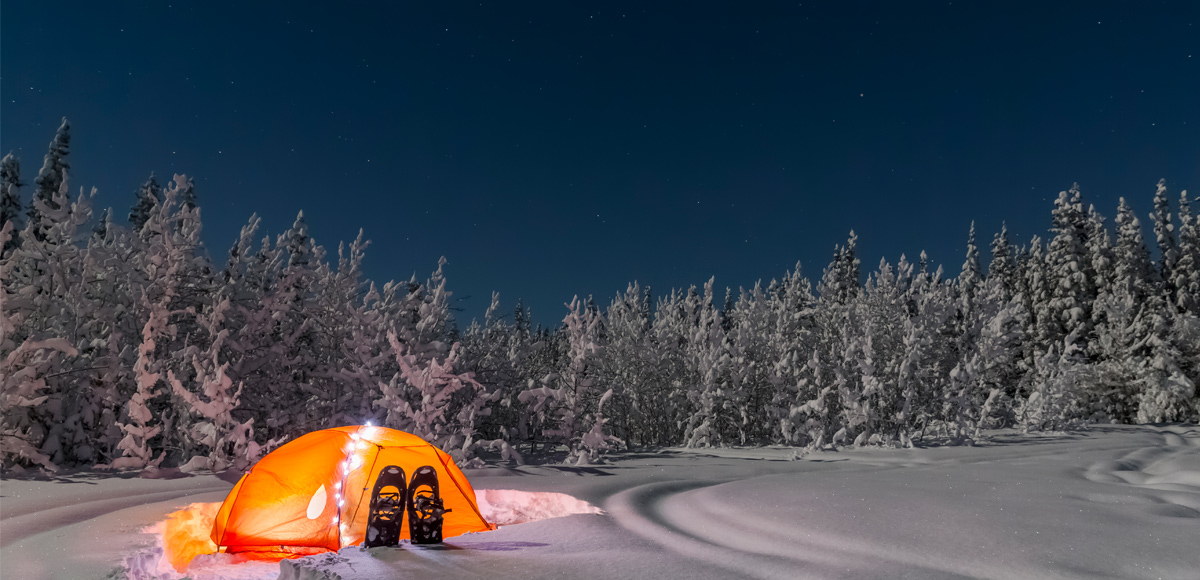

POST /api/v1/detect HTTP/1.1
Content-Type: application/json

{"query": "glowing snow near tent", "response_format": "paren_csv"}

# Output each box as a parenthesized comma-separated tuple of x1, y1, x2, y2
(156, 490, 603, 574)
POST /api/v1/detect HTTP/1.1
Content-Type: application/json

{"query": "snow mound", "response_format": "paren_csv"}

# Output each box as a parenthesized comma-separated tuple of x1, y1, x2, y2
(475, 489, 604, 525)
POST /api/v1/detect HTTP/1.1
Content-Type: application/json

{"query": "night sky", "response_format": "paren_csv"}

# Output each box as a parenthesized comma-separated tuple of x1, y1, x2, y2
(3, 2, 1198, 326)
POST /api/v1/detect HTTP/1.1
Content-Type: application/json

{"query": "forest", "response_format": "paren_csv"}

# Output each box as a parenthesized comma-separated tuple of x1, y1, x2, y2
(2, 119, 1198, 473)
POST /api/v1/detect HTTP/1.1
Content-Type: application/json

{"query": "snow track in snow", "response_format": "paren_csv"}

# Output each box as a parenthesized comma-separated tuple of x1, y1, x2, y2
(1082, 426, 1200, 517)
(1, 484, 229, 548)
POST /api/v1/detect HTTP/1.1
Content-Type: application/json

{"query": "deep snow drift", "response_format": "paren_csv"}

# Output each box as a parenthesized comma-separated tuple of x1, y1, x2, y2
(2, 424, 1198, 580)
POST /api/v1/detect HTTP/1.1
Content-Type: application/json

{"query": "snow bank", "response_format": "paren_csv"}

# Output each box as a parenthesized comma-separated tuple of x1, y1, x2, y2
(474, 489, 604, 525)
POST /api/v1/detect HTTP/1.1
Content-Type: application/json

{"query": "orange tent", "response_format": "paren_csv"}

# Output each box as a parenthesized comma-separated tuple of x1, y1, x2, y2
(211, 425, 494, 558)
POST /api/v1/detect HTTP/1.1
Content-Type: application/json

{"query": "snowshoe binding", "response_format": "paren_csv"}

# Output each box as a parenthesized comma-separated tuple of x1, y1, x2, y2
(407, 465, 451, 544)
(365, 465, 406, 548)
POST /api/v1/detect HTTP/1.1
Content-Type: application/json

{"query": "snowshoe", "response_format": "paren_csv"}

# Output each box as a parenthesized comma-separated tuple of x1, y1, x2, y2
(407, 465, 451, 544)
(365, 465, 406, 548)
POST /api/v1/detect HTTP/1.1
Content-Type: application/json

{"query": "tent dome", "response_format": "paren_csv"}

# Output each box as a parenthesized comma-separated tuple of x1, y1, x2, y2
(211, 425, 494, 558)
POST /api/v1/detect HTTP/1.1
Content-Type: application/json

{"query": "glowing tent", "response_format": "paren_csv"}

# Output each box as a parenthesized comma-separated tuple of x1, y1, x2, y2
(211, 425, 494, 558)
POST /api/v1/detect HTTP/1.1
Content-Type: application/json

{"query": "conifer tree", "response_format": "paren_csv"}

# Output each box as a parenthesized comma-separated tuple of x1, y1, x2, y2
(726, 281, 775, 444)
(642, 289, 691, 445)
(167, 295, 260, 471)
(0, 222, 79, 470)
(28, 118, 70, 229)
(1091, 198, 1159, 421)
(1172, 190, 1199, 314)
(1112, 198, 1157, 305)
(1086, 204, 1115, 300)
(310, 231, 387, 427)
(917, 250, 931, 284)
(1044, 186, 1095, 352)
(820, 231, 861, 305)
(517, 295, 613, 459)
(1025, 236, 1050, 346)
(0, 154, 23, 255)
(852, 258, 912, 444)
(681, 278, 731, 447)
(178, 174, 198, 210)
(128, 174, 162, 232)
(988, 223, 1016, 302)
(959, 221, 983, 321)
(377, 333, 490, 463)
(599, 282, 653, 446)
(4, 168, 101, 465)
(1150, 179, 1179, 295)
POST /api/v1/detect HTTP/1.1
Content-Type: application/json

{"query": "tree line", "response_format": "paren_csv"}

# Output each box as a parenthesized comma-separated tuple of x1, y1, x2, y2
(2, 119, 1197, 473)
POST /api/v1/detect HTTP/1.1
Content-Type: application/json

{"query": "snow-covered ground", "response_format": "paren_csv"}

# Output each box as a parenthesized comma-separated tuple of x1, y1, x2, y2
(2, 424, 1198, 580)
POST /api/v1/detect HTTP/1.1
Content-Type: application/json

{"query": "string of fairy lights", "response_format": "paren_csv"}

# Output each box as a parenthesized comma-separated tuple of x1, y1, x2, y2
(335, 422, 377, 547)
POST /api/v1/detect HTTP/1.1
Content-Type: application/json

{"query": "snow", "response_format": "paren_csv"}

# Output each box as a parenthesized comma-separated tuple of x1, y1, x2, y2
(2, 424, 1198, 579)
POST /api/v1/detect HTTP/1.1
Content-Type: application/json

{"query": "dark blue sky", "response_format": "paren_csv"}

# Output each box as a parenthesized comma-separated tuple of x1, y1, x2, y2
(3, 2, 1198, 326)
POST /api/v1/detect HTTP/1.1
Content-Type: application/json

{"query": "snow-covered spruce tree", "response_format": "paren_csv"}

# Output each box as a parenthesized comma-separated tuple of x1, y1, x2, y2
(822, 231, 861, 306)
(26, 118, 70, 234)
(1129, 183, 1196, 424)
(1134, 303, 1195, 424)
(123, 175, 214, 463)
(643, 288, 691, 446)
(91, 207, 111, 241)
(960, 222, 983, 315)
(1173, 190, 1199, 315)
(519, 295, 618, 461)
(1019, 237, 1050, 371)
(4, 176, 101, 465)
(598, 282, 654, 446)
(1085, 205, 1116, 359)
(1020, 327, 1090, 432)
(74, 206, 142, 465)
(1, 153, 23, 255)
(217, 215, 300, 448)
(373, 258, 493, 461)
(947, 277, 1026, 440)
(1090, 198, 1157, 422)
(377, 256, 453, 376)
(790, 236, 862, 448)
(224, 211, 324, 442)
(768, 262, 818, 445)
(177, 174, 198, 211)
(1086, 204, 1115, 304)
(989, 223, 1017, 303)
(377, 332, 492, 464)
(128, 174, 161, 233)
(167, 295, 260, 472)
(513, 321, 567, 452)
(0, 221, 79, 471)
(310, 231, 389, 428)
(722, 282, 775, 444)
(893, 260, 957, 444)
(842, 258, 912, 445)
(109, 180, 207, 470)
(1150, 179, 1180, 299)
(681, 279, 734, 448)
(946, 223, 987, 435)
(1172, 191, 1200, 415)
(271, 211, 324, 434)
(110, 284, 170, 469)
(1044, 186, 1097, 350)
(460, 292, 526, 462)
